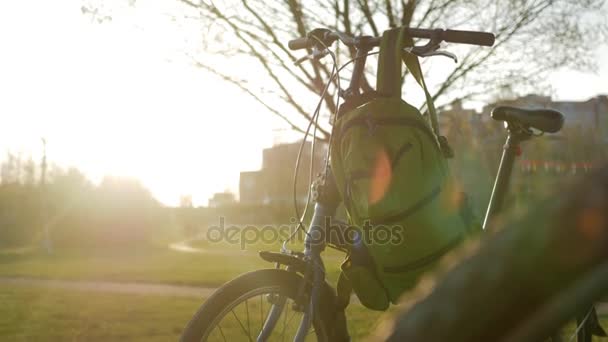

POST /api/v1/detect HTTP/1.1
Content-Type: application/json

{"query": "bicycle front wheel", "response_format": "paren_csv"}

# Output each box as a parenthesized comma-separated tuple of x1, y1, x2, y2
(181, 269, 334, 342)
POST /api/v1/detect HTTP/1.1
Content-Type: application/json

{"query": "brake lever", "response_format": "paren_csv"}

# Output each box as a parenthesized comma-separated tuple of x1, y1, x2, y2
(294, 48, 329, 66)
(406, 32, 457, 63)
(418, 49, 458, 63)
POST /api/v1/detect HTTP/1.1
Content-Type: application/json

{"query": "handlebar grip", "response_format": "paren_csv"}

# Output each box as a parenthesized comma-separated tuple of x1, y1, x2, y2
(288, 37, 312, 50)
(443, 29, 495, 47)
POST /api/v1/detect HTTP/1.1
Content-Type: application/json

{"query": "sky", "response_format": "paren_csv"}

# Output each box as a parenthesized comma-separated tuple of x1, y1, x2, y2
(1, 1, 607, 206)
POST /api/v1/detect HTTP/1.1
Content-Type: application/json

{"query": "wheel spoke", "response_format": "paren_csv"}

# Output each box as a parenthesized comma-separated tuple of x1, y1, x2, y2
(190, 280, 319, 342)
(216, 322, 227, 342)
(281, 300, 290, 341)
(245, 299, 251, 339)
(231, 309, 254, 342)
(285, 309, 298, 333)
(259, 294, 264, 334)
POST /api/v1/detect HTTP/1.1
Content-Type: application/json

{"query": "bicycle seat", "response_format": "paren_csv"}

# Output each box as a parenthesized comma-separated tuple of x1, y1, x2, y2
(491, 106, 564, 133)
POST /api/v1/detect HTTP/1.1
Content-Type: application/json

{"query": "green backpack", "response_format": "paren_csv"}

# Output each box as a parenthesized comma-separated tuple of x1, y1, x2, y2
(331, 27, 481, 311)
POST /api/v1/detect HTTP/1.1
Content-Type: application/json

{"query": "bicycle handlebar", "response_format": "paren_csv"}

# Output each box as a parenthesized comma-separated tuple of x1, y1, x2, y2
(288, 37, 314, 50)
(442, 29, 495, 47)
(288, 28, 495, 51)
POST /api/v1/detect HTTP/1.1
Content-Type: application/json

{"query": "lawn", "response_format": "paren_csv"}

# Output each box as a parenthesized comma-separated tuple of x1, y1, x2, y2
(0, 284, 197, 341)
(0, 244, 385, 340)
(2, 246, 608, 341)
(0, 243, 345, 287)
(0, 284, 386, 341)
(0, 247, 266, 287)
(2, 283, 607, 341)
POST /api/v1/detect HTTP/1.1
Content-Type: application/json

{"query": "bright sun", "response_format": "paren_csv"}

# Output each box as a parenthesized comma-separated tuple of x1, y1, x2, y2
(0, 1, 277, 206)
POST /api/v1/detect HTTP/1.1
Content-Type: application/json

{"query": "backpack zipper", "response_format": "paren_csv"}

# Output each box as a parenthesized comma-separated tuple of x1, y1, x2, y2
(371, 186, 442, 225)
(383, 234, 463, 274)
(339, 115, 439, 151)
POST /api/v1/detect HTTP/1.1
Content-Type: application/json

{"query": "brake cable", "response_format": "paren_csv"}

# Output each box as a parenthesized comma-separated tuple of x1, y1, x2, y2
(282, 36, 340, 252)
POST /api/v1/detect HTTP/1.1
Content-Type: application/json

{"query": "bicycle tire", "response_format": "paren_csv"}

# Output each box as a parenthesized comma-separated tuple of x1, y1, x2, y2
(378, 165, 608, 341)
(180, 269, 337, 342)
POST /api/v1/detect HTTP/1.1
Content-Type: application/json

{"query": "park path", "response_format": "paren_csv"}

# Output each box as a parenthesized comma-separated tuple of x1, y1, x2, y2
(0, 277, 216, 298)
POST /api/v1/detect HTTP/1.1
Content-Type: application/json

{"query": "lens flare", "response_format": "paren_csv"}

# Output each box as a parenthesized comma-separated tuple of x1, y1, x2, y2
(369, 148, 392, 204)
(577, 207, 605, 241)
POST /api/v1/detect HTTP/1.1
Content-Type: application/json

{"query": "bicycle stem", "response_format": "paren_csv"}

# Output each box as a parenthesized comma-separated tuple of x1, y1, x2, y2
(344, 44, 372, 97)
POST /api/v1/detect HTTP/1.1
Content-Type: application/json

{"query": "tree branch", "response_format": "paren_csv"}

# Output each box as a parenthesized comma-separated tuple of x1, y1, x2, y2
(194, 60, 329, 140)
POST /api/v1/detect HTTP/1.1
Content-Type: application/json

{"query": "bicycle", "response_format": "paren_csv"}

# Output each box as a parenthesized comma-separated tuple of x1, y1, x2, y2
(180, 26, 599, 341)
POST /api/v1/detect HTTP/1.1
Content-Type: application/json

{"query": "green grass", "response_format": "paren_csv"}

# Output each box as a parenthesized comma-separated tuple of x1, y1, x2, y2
(0, 284, 201, 341)
(0, 246, 344, 287)
(3, 283, 607, 341)
(0, 244, 385, 340)
(0, 284, 386, 341)
(5, 246, 608, 340)
(0, 248, 261, 286)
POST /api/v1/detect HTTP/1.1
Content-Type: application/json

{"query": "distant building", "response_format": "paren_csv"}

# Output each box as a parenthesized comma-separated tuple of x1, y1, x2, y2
(208, 192, 236, 208)
(239, 171, 266, 205)
(179, 195, 193, 208)
(438, 95, 607, 170)
(239, 141, 326, 206)
(438, 95, 608, 143)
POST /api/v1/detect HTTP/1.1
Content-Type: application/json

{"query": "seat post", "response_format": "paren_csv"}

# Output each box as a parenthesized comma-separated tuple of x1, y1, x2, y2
(482, 123, 531, 229)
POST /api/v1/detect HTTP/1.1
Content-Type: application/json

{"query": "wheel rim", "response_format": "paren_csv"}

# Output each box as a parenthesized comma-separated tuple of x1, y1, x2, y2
(201, 285, 319, 341)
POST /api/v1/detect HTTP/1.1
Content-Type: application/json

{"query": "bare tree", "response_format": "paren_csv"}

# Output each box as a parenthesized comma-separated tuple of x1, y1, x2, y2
(173, 0, 607, 140)
(82, 0, 607, 140)
(0, 152, 22, 184)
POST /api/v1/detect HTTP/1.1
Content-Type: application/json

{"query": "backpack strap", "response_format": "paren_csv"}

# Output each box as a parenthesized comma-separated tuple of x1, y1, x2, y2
(376, 27, 454, 158)
(376, 28, 403, 98)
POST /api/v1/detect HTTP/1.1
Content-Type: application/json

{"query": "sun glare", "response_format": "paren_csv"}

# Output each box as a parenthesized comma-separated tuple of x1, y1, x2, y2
(0, 1, 278, 206)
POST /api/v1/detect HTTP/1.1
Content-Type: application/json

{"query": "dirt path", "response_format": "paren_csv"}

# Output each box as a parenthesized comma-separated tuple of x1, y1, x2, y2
(0, 277, 216, 298)
(168, 240, 255, 256)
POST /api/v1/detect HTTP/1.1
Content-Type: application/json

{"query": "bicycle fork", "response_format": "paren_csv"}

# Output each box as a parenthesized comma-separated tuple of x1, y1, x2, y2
(262, 163, 341, 341)
(255, 202, 333, 342)
(295, 203, 332, 341)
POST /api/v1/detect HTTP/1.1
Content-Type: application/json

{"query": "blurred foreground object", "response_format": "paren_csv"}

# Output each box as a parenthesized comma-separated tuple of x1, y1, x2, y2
(378, 163, 608, 341)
